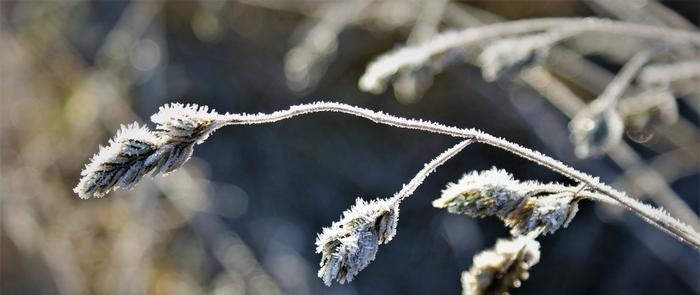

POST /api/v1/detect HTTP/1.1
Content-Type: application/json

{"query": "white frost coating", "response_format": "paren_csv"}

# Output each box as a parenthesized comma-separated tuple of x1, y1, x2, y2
(461, 235, 541, 295)
(315, 197, 399, 286)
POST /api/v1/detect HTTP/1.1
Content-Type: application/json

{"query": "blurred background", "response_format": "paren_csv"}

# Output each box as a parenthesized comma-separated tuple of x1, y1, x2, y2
(1, 1, 699, 295)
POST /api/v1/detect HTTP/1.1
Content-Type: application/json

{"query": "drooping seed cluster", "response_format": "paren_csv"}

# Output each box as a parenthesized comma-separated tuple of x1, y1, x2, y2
(461, 235, 541, 295)
(74, 103, 226, 199)
(433, 167, 580, 235)
(315, 197, 399, 286)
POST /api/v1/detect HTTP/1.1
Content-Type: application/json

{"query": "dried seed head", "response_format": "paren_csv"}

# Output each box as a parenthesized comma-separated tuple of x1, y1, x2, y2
(434, 168, 580, 236)
(148, 103, 227, 174)
(433, 168, 524, 217)
(315, 197, 399, 286)
(74, 123, 159, 199)
(75, 103, 231, 199)
(151, 103, 225, 143)
(461, 235, 541, 295)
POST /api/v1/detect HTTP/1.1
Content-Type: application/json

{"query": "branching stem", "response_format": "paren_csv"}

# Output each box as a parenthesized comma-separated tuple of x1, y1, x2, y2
(220, 102, 700, 249)
(391, 139, 473, 204)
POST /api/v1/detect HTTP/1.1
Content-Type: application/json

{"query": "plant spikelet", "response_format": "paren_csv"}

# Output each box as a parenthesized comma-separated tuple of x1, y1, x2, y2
(434, 168, 580, 235)
(73, 123, 159, 199)
(461, 235, 541, 295)
(315, 197, 399, 286)
(75, 103, 229, 199)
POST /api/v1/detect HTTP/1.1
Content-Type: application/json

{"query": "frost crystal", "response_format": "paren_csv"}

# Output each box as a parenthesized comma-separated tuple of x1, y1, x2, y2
(434, 168, 580, 235)
(461, 235, 541, 295)
(73, 123, 160, 199)
(315, 197, 400, 286)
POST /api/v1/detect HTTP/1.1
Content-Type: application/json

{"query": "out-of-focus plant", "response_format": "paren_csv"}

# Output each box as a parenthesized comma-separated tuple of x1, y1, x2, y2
(357, 17, 699, 155)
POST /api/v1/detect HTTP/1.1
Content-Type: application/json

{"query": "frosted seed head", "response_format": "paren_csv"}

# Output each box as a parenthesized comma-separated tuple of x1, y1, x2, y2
(461, 235, 541, 295)
(315, 197, 399, 286)
(74, 123, 159, 199)
(505, 194, 579, 235)
(435, 168, 581, 236)
(433, 168, 525, 217)
(151, 103, 224, 143)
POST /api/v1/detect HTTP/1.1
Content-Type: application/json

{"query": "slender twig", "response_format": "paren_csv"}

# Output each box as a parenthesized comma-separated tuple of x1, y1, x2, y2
(220, 102, 700, 249)
(391, 139, 473, 203)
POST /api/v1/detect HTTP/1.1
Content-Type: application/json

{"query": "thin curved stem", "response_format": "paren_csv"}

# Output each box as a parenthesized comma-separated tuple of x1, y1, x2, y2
(221, 102, 700, 249)
(391, 139, 473, 204)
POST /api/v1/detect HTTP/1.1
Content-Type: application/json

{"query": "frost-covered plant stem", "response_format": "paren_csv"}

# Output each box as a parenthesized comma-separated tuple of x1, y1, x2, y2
(219, 102, 700, 249)
(391, 139, 473, 203)
(76, 101, 700, 249)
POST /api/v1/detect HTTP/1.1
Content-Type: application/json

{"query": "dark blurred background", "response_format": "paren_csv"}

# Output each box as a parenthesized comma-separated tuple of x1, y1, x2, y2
(1, 1, 699, 295)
